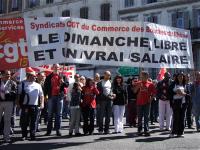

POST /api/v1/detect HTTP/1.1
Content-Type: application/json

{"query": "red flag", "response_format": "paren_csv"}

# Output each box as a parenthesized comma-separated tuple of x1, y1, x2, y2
(157, 68, 166, 81)
(26, 67, 35, 73)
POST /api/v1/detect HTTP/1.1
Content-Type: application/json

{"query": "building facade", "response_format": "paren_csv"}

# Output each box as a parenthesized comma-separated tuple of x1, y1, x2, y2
(119, 0, 200, 78)
(0, 0, 120, 20)
(0, 0, 121, 78)
(0, 0, 199, 78)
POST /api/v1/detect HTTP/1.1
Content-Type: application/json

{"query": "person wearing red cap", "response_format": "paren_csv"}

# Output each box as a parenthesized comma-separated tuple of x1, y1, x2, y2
(17, 69, 44, 141)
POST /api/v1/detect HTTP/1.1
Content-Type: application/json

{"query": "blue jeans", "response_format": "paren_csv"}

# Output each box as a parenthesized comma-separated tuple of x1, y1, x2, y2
(137, 104, 150, 132)
(47, 96, 63, 132)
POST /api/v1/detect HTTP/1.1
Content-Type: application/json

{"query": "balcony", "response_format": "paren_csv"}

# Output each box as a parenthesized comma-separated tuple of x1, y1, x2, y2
(190, 27, 200, 40)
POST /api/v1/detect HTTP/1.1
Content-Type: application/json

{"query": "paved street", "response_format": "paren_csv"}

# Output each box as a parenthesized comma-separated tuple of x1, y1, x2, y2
(0, 118, 200, 150)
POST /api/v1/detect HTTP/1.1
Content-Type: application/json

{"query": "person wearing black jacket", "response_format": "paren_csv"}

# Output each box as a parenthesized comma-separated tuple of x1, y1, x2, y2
(112, 75, 128, 133)
(157, 72, 173, 131)
(127, 77, 138, 127)
(69, 82, 82, 136)
(169, 73, 187, 138)
(44, 64, 69, 136)
(0, 70, 17, 143)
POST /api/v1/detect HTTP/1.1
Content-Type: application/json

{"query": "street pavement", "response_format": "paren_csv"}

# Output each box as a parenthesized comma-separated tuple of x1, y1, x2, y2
(0, 118, 200, 150)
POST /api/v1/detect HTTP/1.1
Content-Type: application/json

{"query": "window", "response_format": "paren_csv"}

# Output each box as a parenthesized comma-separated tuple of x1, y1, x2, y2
(172, 11, 188, 29)
(62, 10, 70, 17)
(0, 0, 3, 13)
(9, 0, 22, 11)
(28, 0, 40, 8)
(192, 9, 200, 40)
(121, 16, 138, 21)
(0, 0, 6, 13)
(144, 15, 158, 23)
(176, 17, 184, 28)
(11, 0, 18, 11)
(176, 12, 184, 28)
(46, 0, 53, 4)
(143, 0, 157, 4)
(125, 0, 134, 8)
(197, 13, 200, 27)
(147, 0, 157, 3)
(45, 13, 53, 17)
(152, 15, 158, 23)
(101, 3, 110, 21)
(80, 7, 88, 19)
(193, 9, 200, 28)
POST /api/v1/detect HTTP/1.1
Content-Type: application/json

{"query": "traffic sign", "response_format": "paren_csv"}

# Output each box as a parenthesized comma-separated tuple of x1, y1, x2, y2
(117, 67, 139, 76)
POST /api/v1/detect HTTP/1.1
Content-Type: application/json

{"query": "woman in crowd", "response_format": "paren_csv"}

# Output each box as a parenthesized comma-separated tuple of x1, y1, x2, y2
(127, 77, 138, 127)
(81, 78, 99, 135)
(169, 73, 187, 138)
(69, 82, 82, 136)
(112, 75, 127, 133)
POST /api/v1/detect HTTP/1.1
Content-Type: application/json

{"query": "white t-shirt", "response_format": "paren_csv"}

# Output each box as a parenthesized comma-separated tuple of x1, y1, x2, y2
(173, 84, 186, 103)
(18, 81, 43, 105)
(102, 80, 112, 96)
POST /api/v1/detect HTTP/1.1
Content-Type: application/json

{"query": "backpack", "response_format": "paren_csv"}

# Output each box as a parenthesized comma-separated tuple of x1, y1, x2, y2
(19, 82, 30, 106)
(19, 82, 25, 107)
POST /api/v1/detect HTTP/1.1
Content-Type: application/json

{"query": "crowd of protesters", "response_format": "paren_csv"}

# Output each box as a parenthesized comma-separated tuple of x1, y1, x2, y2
(0, 64, 200, 143)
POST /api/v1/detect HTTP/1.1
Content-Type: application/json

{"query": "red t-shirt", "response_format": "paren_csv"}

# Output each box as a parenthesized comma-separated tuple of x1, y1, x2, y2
(51, 73, 61, 96)
(136, 81, 156, 106)
(82, 86, 99, 108)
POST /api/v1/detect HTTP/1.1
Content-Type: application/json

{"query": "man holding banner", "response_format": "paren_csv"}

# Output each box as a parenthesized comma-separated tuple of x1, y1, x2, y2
(134, 71, 156, 136)
(44, 64, 68, 136)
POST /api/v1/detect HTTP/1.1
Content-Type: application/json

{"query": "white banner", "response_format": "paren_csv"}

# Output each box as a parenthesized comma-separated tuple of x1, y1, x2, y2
(24, 17, 194, 68)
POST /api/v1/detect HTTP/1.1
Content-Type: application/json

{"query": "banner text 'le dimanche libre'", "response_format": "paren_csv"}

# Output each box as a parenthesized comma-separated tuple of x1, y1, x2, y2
(24, 17, 193, 69)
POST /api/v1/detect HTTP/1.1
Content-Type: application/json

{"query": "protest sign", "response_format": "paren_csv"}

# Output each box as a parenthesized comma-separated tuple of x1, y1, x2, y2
(1, 17, 193, 71)
(0, 18, 28, 70)
(4, 17, 194, 69)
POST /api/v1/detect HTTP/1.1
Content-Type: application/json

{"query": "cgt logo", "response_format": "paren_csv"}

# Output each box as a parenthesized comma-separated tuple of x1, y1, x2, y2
(0, 32, 27, 64)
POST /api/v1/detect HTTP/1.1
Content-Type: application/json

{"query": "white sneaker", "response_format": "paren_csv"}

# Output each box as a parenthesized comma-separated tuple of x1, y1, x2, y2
(181, 134, 184, 138)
